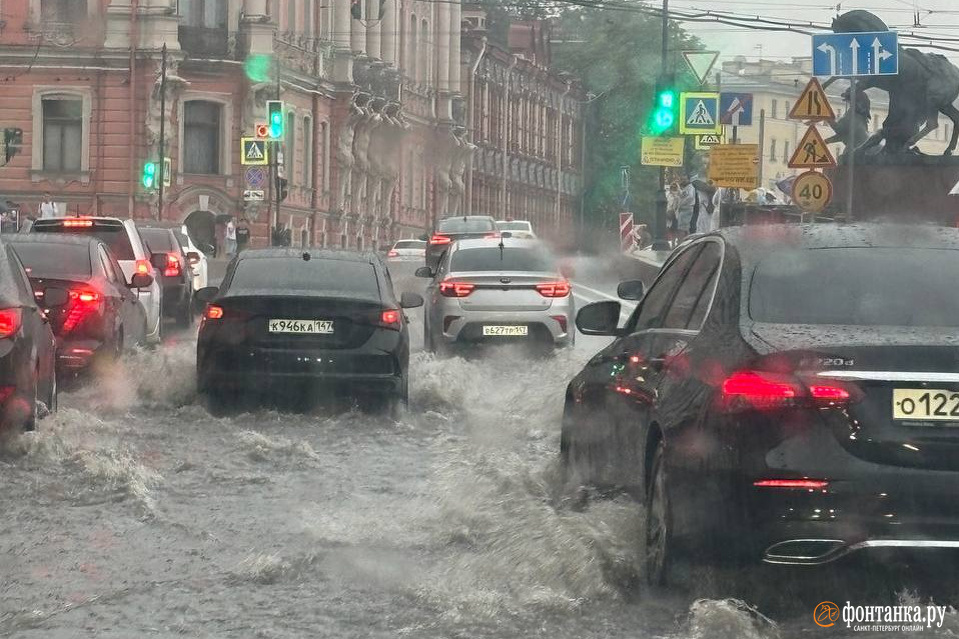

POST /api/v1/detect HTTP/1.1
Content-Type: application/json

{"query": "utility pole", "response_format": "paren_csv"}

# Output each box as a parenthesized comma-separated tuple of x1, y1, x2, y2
(157, 42, 167, 221)
(271, 56, 281, 246)
(652, 0, 670, 250)
(846, 79, 857, 221)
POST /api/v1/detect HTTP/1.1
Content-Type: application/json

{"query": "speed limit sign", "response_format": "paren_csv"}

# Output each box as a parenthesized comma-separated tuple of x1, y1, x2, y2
(791, 170, 833, 213)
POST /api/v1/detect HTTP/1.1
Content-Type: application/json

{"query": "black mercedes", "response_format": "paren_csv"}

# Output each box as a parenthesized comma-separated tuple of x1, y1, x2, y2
(195, 249, 423, 414)
(563, 223, 959, 585)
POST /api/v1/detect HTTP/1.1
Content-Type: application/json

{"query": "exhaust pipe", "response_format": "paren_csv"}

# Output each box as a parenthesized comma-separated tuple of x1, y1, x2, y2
(763, 539, 847, 565)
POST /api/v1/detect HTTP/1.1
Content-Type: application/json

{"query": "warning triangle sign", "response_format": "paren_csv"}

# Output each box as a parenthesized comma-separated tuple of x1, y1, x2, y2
(241, 137, 269, 165)
(246, 143, 264, 159)
(788, 125, 837, 169)
(682, 50, 719, 85)
(687, 100, 715, 126)
(789, 77, 836, 122)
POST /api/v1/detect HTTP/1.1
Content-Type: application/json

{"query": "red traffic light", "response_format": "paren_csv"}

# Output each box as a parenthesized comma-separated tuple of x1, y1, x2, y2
(255, 123, 270, 138)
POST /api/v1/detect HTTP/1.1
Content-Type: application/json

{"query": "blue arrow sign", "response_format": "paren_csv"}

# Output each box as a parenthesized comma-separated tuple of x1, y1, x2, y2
(720, 93, 753, 126)
(812, 31, 898, 77)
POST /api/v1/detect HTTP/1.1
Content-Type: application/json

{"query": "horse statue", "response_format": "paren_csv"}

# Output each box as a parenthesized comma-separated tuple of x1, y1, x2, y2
(829, 10, 959, 156)
(825, 86, 871, 161)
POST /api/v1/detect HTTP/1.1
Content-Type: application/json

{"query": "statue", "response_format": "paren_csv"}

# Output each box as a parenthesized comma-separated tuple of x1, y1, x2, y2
(449, 126, 473, 215)
(829, 10, 959, 156)
(336, 96, 364, 212)
(825, 86, 871, 161)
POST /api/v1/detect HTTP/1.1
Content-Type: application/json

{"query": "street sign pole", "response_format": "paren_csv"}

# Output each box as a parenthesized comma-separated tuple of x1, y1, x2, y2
(653, 0, 670, 250)
(271, 56, 281, 246)
(157, 43, 167, 221)
(846, 80, 856, 221)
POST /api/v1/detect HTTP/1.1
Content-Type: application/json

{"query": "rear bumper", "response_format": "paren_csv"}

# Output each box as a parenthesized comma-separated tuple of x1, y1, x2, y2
(56, 338, 107, 371)
(434, 308, 575, 347)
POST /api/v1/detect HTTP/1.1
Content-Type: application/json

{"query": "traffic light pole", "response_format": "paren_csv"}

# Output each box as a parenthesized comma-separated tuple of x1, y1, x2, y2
(157, 43, 167, 221)
(652, 0, 670, 250)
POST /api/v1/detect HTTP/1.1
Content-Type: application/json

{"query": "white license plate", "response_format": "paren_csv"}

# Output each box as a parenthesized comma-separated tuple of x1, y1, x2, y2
(892, 388, 959, 421)
(483, 325, 528, 337)
(268, 319, 334, 334)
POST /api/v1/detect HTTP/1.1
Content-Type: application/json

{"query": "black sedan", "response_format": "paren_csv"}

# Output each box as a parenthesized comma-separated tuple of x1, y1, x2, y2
(195, 249, 423, 414)
(7, 235, 151, 373)
(0, 240, 58, 431)
(139, 226, 196, 327)
(563, 223, 959, 585)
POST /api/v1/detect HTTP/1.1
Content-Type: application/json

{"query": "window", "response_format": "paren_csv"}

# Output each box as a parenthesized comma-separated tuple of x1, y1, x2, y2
(771, 99, 778, 119)
(663, 242, 722, 330)
(303, 116, 314, 189)
(408, 16, 417, 82)
(183, 101, 221, 174)
(179, 0, 226, 28)
(629, 245, 702, 333)
(304, 0, 313, 37)
(11, 242, 91, 279)
(287, 0, 296, 32)
(873, 115, 880, 131)
(421, 19, 429, 85)
(450, 247, 554, 272)
(784, 141, 790, 163)
(769, 139, 777, 162)
(785, 102, 791, 117)
(42, 96, 82, 172)
(231, 257, 381, 298)
(320, 121, 330, 190)
(286, 110, 296, 182)
(41, 0, 86, 22)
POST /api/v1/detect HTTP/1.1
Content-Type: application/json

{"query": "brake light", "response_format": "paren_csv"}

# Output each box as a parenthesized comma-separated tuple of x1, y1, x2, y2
(164, 253, 182, 277)
(430, 234, 452, 245)
(204, 305, 224, 320)
(69, 289, 101, 304)
(62, 290, 102, 333)
(381, 309, 400, 325)
(439, 279, 475, 297)
(136, 259, 152, 276)
(536, 281, 571, 298)
(387, 250, 399, 257)
(62, 219, 93, 228)
(807, 384, 851, 401)
(720, 370, 860, 412)
(0, 309, 22, 338)
(753, 479, 829, 490)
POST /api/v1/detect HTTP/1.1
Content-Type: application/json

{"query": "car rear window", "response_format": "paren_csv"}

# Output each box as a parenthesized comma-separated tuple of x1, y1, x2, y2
(140, 229, 176, 252)
(438, 218, 496, 233)
(749, 247, 959, 327)
(394, 240, 425, 249)
(10, 243, 92, 279)
(450, 246, 554, 273)
(32, 219, 135, 261)
(497, 221, 532, 232)
(231, 257, 381, 297)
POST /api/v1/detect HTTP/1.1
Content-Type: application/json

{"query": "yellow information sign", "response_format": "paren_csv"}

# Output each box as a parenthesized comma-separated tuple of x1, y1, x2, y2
(707, 144, 760, 189)
(788, 77, 836, 122)
(791, 170, 833, 212)
(641, 136, 685, 167)
(788, 126, 837, 169)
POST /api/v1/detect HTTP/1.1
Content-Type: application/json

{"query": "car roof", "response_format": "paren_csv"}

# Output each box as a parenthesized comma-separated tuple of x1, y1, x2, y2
(4, 234, 101, 248)
(35, 216, 127, 223)
(237, 248, 381, 264)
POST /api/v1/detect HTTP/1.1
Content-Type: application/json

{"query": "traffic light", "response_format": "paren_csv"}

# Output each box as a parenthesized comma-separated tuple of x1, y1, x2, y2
(276, 176, 289, 202)
(649, 79, 678, 136)
(142, 161, 157, 189)
(267, 100, 284, 140)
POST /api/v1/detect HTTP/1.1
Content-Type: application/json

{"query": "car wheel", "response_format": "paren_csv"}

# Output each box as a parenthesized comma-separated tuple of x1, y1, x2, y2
(645, 441, 674, 587)
(114, 328, 124, 360)
(46, 366, 58, 417)
(23, 369, 39, 432)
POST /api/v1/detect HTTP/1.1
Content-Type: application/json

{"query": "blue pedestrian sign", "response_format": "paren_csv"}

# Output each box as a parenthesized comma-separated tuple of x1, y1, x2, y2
(679, 92, 721, 135)
(720, 93, 753, 126)
(812, 31, 898, 77)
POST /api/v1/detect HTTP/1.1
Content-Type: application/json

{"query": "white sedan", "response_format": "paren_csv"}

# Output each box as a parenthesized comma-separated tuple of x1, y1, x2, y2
(387, 239, 427, 262)
(174, 226, 209, 290)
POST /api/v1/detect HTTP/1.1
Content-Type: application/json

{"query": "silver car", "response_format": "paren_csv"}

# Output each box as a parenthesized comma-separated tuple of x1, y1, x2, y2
(387, 239, 427, 262)
(418, 237, 575, 354)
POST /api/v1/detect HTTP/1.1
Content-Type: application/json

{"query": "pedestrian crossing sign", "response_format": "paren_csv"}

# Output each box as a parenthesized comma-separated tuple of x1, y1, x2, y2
(679, 92, 721, 135)
(241, 138, 269, 165)
(787, 125, 837, 169)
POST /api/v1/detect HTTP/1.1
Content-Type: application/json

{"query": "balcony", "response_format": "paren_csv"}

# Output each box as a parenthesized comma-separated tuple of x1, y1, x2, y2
(178, 25, 229, 58)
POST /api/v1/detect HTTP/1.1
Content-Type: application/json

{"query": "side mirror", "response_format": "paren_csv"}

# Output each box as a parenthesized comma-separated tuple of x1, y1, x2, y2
(576, 301, 623, 336)
(150, 252, 168, 270)
(195, 286, 219, 304)
(186, 251, 201, 265)
(617, 280, 646, 301)
(419, 233, 429, 242)
(414, 266, 434, 279)
(130, 272, 154, 289)
(400, 292, 424, 309)
(41, 286, 70, 308)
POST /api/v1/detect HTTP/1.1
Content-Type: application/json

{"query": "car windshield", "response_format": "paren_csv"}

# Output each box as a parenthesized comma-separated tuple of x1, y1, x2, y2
(11, 242, 91, 279)
(394, 240, 425, 249)
(32, 220, 135, 261)
(450, 246, 554, 272)
(230, 257, 380, 297)
(750, 247, 959, 327)
(140, 229, 176, 253)
(437, 218, 495, 233)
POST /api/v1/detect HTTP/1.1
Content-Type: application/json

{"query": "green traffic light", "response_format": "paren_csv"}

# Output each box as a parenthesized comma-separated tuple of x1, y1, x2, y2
(649, 88, 677, 135)
(244, 54, 272, 83)
(142, 162, 157, 188)
(267, 101, 284, 139)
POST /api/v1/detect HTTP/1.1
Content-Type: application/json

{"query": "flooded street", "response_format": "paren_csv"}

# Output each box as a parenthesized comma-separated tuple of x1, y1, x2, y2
(1, 260, 958, 639)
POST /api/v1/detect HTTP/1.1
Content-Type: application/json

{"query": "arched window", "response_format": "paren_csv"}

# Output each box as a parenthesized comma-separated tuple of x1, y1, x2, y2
(420, 19, 429, 85)
(303, 116, 313, 189)
(408, 16, 418, 82)
(41, 95, 83, 172)
(183, 100, 222, 174)
(286, 110, 296, 181)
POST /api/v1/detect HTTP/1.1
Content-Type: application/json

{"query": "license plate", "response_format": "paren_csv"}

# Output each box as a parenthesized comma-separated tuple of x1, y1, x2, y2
(483, 325, 528, 337)
(268, 319, 334, 334)
(892, 388, 959, 421)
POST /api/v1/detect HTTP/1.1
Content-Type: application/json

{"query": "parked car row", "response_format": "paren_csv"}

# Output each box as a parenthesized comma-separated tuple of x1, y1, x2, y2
(0, 216, 209, 432)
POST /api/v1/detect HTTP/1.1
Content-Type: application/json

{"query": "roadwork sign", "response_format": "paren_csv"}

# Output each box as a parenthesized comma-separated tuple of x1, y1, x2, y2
(789, 78, 836, 122)
(720, 93, 753, 126)
(707, 144, 760, 189)
(641, 137, 684, 167)
(788, 126, 837, 169)
(695, 131, 725, 150)
(241, 138, 269, 165)
(791, 170, 833, 212)
(679, 93, 721, 135)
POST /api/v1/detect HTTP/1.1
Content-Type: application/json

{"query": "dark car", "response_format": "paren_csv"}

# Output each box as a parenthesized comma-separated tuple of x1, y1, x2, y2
(424, 215, 499, 270)
(139, 226, 195, 327)
(0, 240, 58, 430)
(7, 235, 150, 373)
(195, 249, 423, 414)
(562, 223, 959, 585)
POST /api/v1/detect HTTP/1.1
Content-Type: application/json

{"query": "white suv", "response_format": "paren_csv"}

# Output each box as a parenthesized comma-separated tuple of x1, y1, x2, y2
(30, 217, 164, 343)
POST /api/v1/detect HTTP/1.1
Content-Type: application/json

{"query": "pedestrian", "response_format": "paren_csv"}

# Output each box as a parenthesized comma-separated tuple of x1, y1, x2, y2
(675, 175, 696, 241)
(235, 218, 251, 252)
(225, 217, 237, 256)
(666, 181, 680, 244)
(38, 193, 57, 219)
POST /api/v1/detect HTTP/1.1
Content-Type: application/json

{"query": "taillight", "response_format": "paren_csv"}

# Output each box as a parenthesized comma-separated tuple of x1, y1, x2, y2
(536, 281, 570, 298)
(720, 370, 861, 412)
(204, 305, 224, 320)
(483, 232, 501, 239)
(439, 279, 475, 297)
(753, 479, 829, 490)
(62, 290, 102, 333)
(135, 259, 152, 276)
(430, 234, 452, 245)
(378, 309, 401, 330)
(164, 253, 182, 277)
(0, 309, 22, 338)
(62, 219, 93, 228)
(70, 289, 101, 304)
(387, 250, 399, 257)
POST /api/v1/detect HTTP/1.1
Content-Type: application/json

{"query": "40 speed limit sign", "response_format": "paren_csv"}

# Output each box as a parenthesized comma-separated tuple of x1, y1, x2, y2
(791, 170, 833, 213)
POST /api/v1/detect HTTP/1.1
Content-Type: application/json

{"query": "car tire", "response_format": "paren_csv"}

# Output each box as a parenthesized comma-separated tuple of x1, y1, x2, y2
(23, 368, 39, 432)
(47, 366, 58, 417)
(645, 441, 676, 588)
